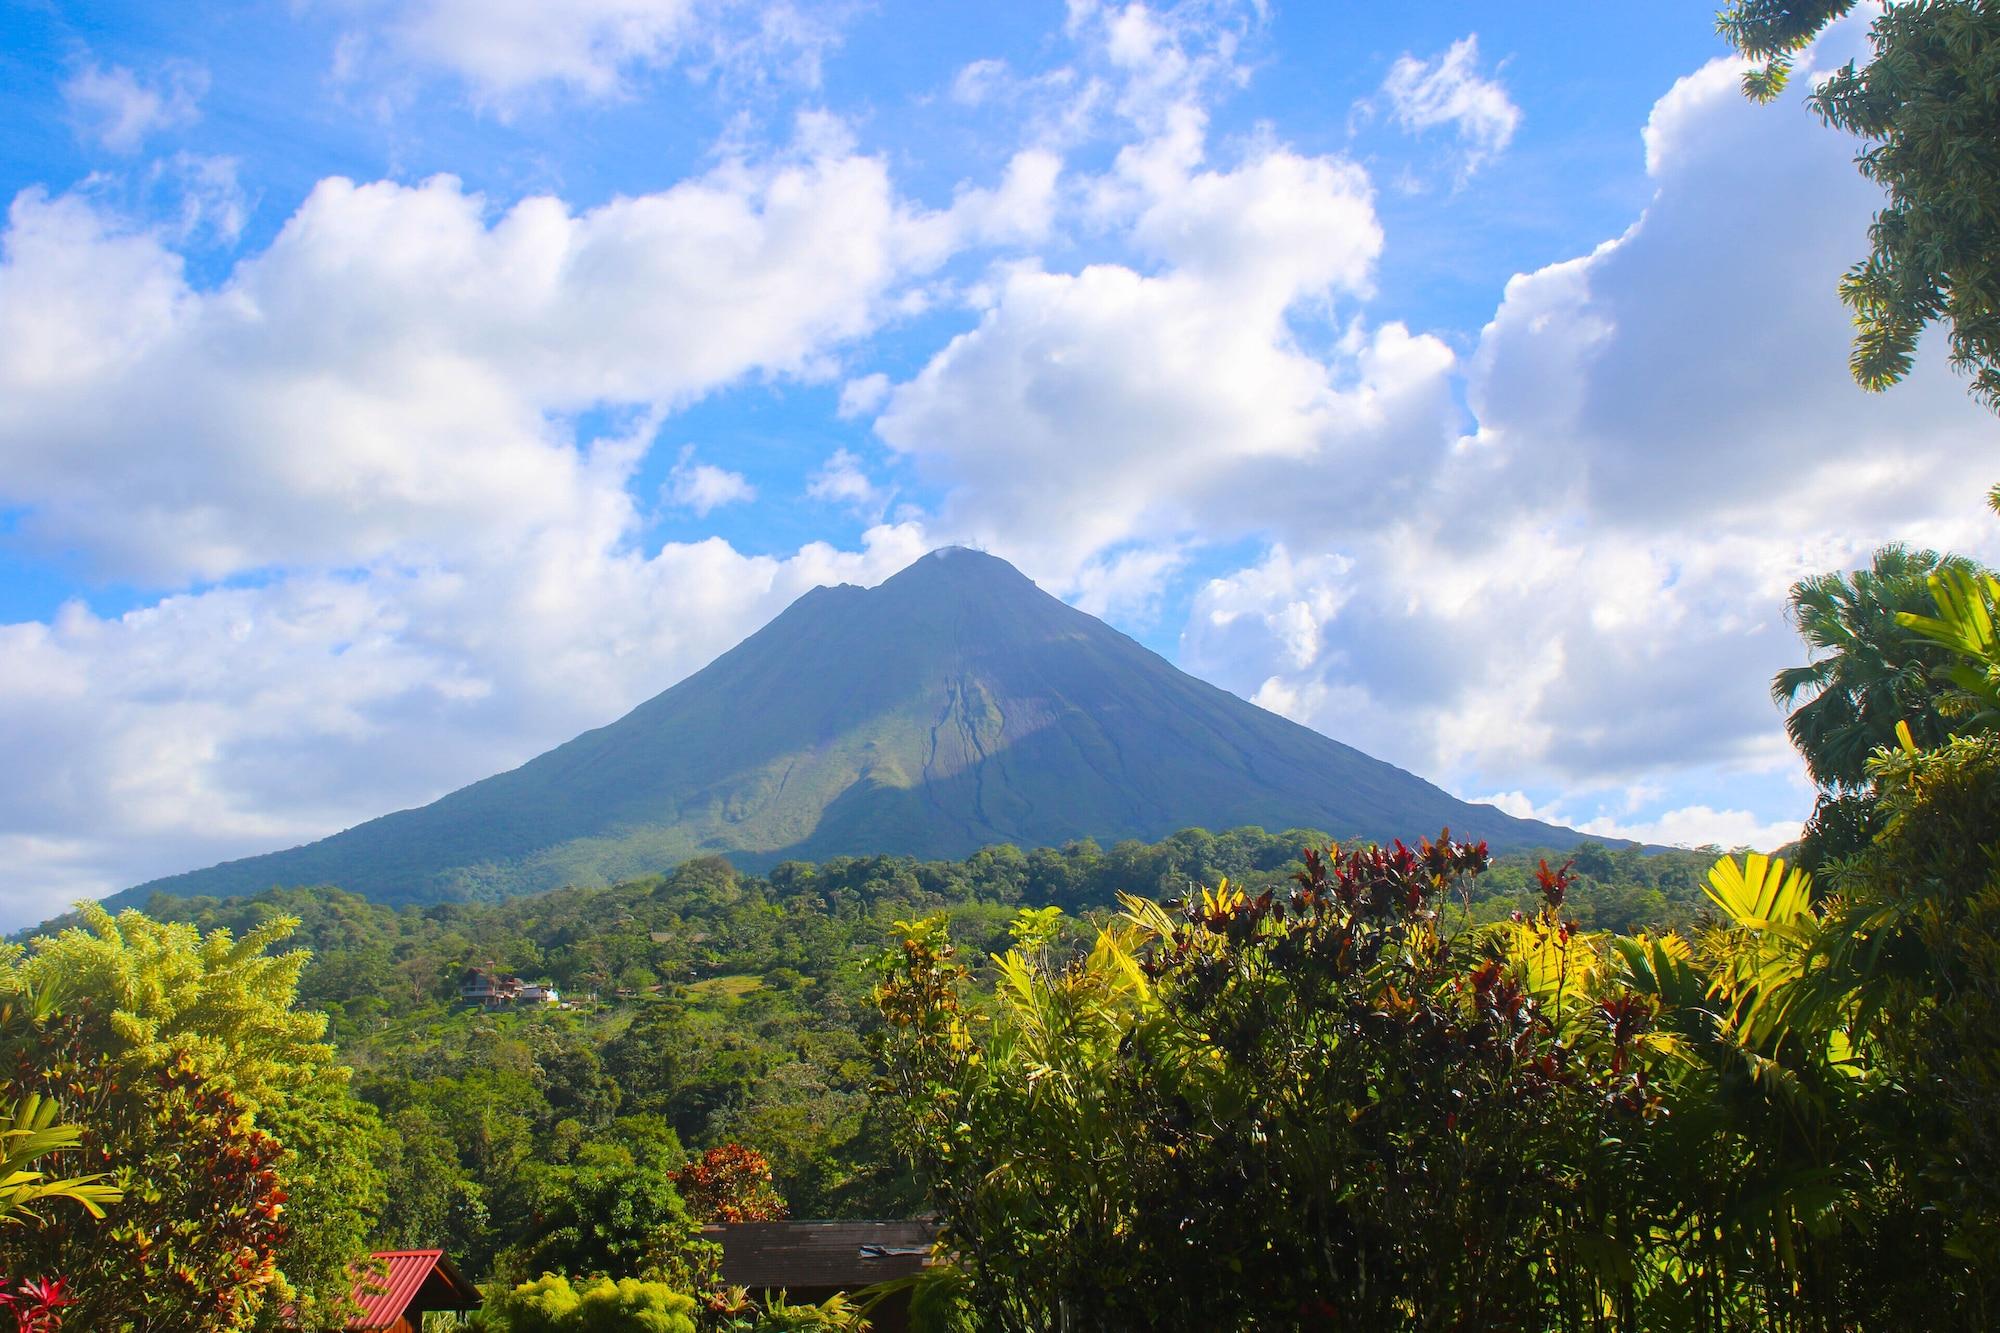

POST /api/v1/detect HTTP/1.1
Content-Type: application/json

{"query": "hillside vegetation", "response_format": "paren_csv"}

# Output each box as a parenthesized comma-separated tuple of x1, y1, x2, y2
(74, 828, 1708, 1283)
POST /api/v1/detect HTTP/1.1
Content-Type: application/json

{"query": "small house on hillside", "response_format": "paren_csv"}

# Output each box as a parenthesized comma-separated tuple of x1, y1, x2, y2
(342, 1250, 479, 1332)
(459, 967, 559, 1009)
(458, 967, 506, 1006)
(712, 1220, 937, 1333)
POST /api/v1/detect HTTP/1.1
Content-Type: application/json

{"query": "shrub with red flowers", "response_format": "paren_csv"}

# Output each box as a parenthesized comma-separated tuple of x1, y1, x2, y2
(671, 1143, 788, 1225)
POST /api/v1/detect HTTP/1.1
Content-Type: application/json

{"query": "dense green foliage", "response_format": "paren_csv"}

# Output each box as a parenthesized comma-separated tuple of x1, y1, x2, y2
(120, 548, 1588, 910)
(877, 827, 1998, 1327)
(509, 1117, 705, 1286)
(5, 1011, 291, 1328)
(9, 558, 1985, 1330)
(1772, 544, 1977, 790)
(26, 545, 1967, 1332)
(1899, 560, 2000, 725)
(58, 829, 1703, 1305)
(1718, 0, 2000, 410)
(1828, 733, 2000, 1263)
(479, 1273, 874, 1333)
(484, 1273, 701, 1333)
(0, 909, 383, 1329)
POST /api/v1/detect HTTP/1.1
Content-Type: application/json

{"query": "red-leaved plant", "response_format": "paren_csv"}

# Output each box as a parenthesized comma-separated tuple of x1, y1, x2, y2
(671, 1143, 788, 1225)
(0, 1276, 72, 1333)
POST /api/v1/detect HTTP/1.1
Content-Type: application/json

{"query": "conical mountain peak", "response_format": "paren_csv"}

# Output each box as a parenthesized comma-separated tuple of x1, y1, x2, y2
(116, 550, 1583, 909)
(878, 546, 1039, 593)
(912, 544, 1014, 570)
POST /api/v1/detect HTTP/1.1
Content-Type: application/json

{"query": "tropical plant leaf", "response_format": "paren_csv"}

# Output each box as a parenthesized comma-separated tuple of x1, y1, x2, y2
(1704, 853, 1813, 931)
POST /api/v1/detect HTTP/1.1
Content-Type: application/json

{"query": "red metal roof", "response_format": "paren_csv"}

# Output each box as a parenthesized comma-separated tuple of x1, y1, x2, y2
(346, 1250, 479, 1330)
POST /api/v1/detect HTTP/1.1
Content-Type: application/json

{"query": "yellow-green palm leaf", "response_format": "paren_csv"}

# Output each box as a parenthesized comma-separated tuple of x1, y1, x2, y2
(0, 1093, 122, 1225)
(1703, 853, 1814, 932)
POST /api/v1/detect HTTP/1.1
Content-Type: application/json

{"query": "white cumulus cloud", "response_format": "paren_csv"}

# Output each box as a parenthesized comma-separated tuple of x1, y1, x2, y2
(875, 128, 1439, 576)
(0, 134, 939, 583)
(1472, 791, 1799, 852)
(1067, 544, 1189, 623)
(1179, 45, 1996, 847)
(837, 372, 890, 420)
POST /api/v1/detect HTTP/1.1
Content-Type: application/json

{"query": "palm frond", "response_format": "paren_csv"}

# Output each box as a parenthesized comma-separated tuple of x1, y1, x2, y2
(0, 1094, 122, 1225)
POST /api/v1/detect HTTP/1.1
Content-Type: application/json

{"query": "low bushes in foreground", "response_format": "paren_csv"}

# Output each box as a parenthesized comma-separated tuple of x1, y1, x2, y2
(877, 756, 2000, 1330)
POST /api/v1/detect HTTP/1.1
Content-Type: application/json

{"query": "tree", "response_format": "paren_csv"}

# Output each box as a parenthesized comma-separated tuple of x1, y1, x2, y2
(1899, 562, 2000, 728)
(875, 834, 1994, 1329)
(671, 1143, 787, 1225)
(374, 1107, 492, 1262)
(1828, 731, 2000, 1271)
(1774, 545, 1975, 790)
(0, 997, 291, 1330)
(0, 907, 383, 1328)
(506, 1118, 711, 1288)
(1717, 0, 2000, 410)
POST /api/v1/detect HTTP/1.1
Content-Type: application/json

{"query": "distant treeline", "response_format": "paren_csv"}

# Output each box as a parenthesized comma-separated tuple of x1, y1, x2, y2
(125, 826, 1721, 1015)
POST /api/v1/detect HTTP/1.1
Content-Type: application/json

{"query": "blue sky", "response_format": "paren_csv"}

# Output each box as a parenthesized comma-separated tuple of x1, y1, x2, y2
(1, 0, 1994, 927)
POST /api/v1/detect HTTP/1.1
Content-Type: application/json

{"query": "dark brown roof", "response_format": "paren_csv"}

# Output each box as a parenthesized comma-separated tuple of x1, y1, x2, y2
(711, 1220, 937, 1292)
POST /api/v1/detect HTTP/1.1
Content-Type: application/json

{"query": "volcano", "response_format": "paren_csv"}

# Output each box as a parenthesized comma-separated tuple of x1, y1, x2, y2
(117, 547, 1582, 907)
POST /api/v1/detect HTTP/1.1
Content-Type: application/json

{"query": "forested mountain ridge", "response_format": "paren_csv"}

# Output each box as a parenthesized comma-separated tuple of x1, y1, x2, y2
(114, 548, 1585, 910)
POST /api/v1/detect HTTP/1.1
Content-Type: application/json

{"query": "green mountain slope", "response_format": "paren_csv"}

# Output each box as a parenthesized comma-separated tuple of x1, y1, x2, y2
(115, 547, 1584, 907)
